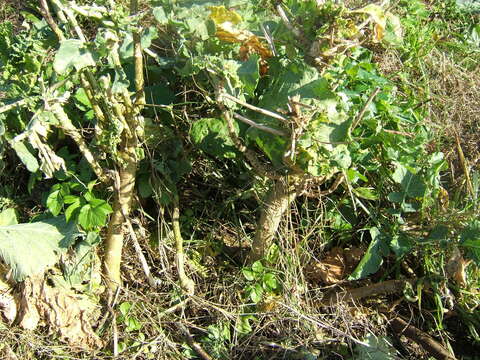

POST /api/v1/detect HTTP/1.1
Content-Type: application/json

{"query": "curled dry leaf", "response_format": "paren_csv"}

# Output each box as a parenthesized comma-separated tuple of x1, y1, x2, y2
(15, 275, 103, 350)
(306, 247, 364, 285)
(0, 263, 16, 324)
(446, 248, 471, 287)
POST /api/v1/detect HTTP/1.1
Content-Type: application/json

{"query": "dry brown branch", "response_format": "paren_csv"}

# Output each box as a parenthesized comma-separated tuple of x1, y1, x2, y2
(218, 99, 282, 180)
(322, 279, 415, 305)
(390, 317, 457, 360)
(175, 323, 213, 360)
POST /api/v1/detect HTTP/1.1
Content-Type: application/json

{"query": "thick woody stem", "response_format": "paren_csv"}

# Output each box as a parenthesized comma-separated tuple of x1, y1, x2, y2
(249, 178, 298, 262)
(172, 200, 195, 295)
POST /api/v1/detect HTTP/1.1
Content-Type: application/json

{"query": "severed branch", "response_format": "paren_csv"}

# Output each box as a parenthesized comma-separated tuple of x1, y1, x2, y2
(322, 279, 415, 305)
(175, 323, 213, 360)
(233, 113, 289, 137)
(390, 317, 457, 360)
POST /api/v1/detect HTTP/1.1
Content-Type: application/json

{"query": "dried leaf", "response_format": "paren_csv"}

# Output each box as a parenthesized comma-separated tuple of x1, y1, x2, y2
(306, 247, 364, 285)
(446, 248, 471, 287)
(0, 264, 16, 324)
(16, 275, 103, 350)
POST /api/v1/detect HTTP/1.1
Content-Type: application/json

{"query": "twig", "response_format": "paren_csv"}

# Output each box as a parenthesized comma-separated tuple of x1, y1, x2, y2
(51, 103, 109, 183)
(261, 24, 277, 56)
(351, 87, 381, 131)
(390, 317, 457, 360)
(221, 93, 288, 123)
(157, 298, 190, 320)
(39, 0, 65, 40)
(217, 90, 282, 180)
(0, 99, 28, 114)
(121, 208, 161, 288)
(276, 301, 370, 347)
(303, 174, 344, 198)
(383, 129, 414, 137)
(175, 323, 213, 360)
(233, 112, 288, 137)
(454, 129, 474, 197)
(275, 5, 309, 49)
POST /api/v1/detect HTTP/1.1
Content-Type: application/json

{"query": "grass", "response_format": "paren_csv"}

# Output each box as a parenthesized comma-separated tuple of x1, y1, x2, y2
(0, 0, 479, 359)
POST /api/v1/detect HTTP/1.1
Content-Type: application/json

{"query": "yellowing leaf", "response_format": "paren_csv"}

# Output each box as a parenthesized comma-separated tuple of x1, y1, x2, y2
(209, 7, 272, 62)
(209, 6, 242, 25)
(354, 4, 386, 29)
(353, 4, 387, 42)
(374, 23, 384, 42)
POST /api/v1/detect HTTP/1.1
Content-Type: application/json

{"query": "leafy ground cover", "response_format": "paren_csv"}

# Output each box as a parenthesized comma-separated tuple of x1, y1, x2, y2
(0, 0, 479, 359)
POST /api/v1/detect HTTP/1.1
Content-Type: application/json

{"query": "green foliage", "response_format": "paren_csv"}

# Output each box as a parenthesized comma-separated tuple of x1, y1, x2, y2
(354, 334, 398, 359)
(349, 228, 390, 280)
(190, 118, 239, 159)
(0, 217, 78, 280)
(242, 259, 280, 303)
(460, 220, 480, 265)
(46, 181, 112, 231)
(53, 39, 96, 75)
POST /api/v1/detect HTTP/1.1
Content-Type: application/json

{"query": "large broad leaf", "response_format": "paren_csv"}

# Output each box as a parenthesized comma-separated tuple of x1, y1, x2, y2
(392, 164, 426, 198)
(119, 27, 159, 60)
(355, 334, 398, 359)
(53, 39, 96, 75)
(460, 220, 480, 265)
(0, 208, 18, 226)
(0, 217, 79, 281)
(349, 227, 390, 280)
(11, 140, 39, 173)
(246, 60, 347, 174)
(237, 54, 260, 97)
(190, 118, 239, 159)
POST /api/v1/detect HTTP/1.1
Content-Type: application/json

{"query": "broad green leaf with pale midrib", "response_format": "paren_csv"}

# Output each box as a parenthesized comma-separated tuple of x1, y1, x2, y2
(0, 217, 79, 281)
(53, 39, 95, 75)
(349, 227, 390, 280)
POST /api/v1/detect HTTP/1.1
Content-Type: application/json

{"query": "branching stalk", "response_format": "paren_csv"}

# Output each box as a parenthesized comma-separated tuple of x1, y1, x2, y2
(249, 177, 298, 262)
(51, 103, 108, 183)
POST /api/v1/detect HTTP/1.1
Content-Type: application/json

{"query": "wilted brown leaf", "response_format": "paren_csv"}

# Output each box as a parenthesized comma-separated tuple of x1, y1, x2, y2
(446, 248, 471, 287)
(16, 275, 103, 350)
(306, 247, 364, 285)
(0, 264, 17, 324)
